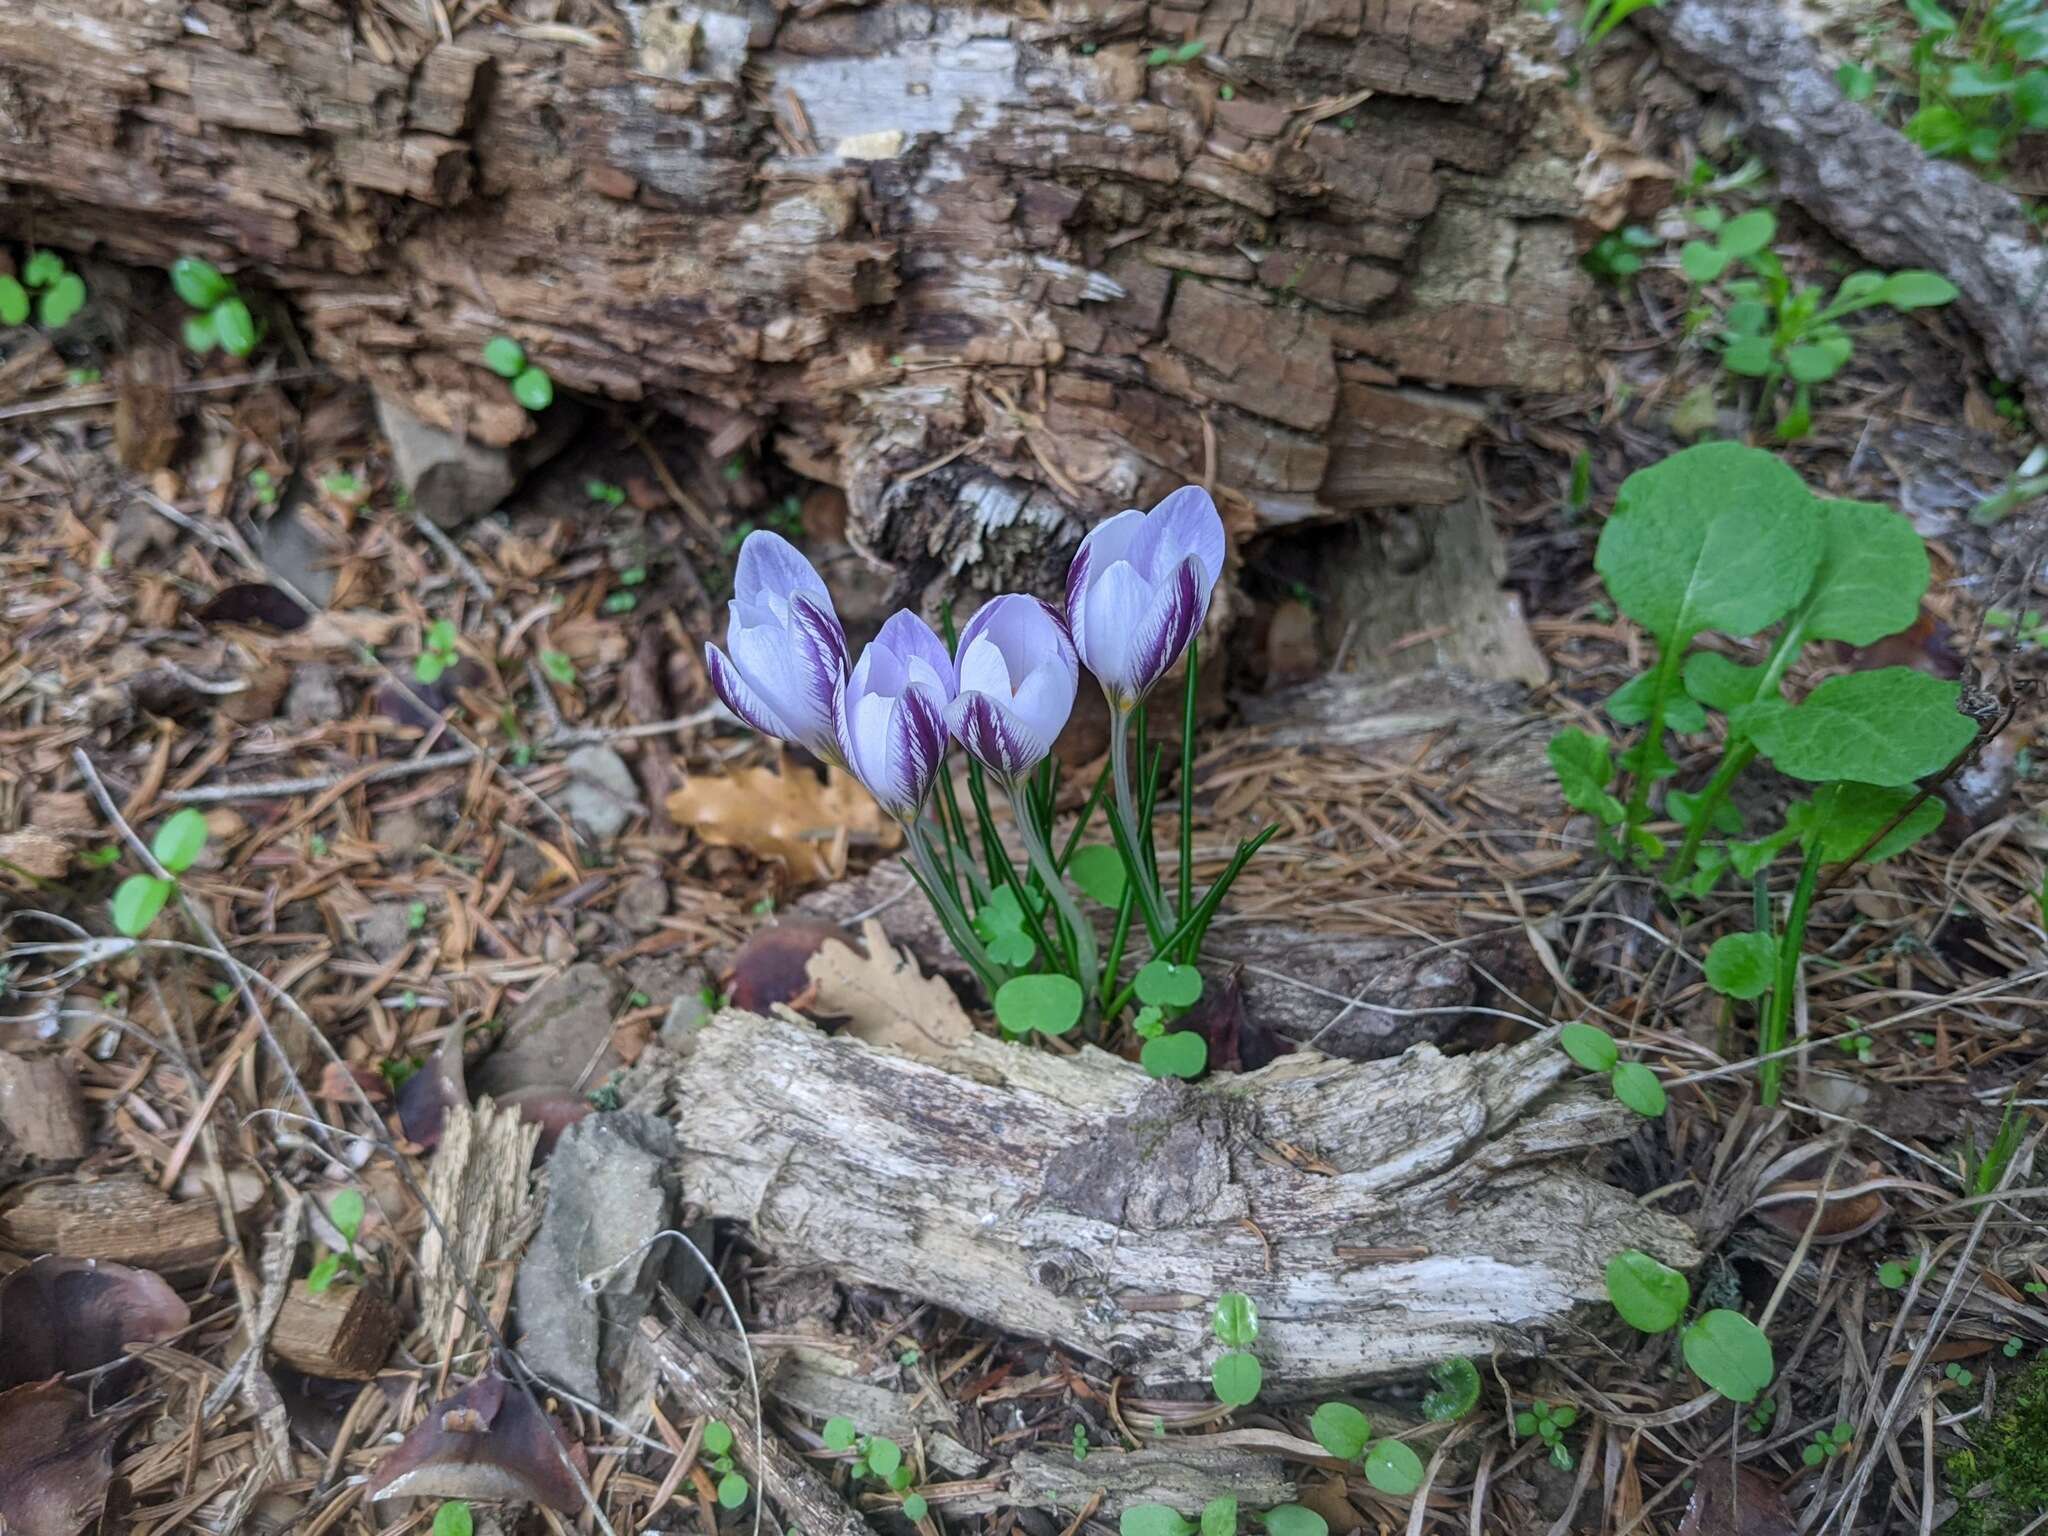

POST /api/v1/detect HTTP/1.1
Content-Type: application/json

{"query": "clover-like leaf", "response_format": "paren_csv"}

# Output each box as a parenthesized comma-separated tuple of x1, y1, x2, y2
(1422, 1357, 1481, 1421)
(0, 277, 26, 327)
(39, 272, 86, 328)
(1559, 1021, 1619, 1073)
(994, 974, 1083, 1038)
(717, 1471, 749, 1508)
(1211, 1351, 1262, 1407)
(183, 313, 218, 353)
(1704, 932, 1777, 1001)
(1261, 1506, 1326, 1536)
(1200, 1496, 1237, 1536)
(483, 335, 526, 377)
(1309, 1401, 1371, 1460)
(22, 250, 64, 288)
(822, 1416, 858, 1451)
(1604, 1249, 1691, 1333)
(1716, 209, 1776, 257)
(1141, 1032, 1208, 1080)
(1068, 844, 1127, 906)
(513, 366, 555, 410)
(1611, 1061, 1667, 1118)
(1680, 241, 1728, 283)
(171, 258, 232, 310)
(1134, 960, 1203, 1008)
(703, 1420, 734, 1456)
(1681, 1310, 1775, 1402)
(1122, 1508, 1197, 1536)
(865, 1436, 902, 1479)
(1363, 1439, 1425, 1496)
(1548, 728, 1623, 824)
(112, 874, 174, 937)
(1740, 668, 1974, 786)
(1212, 1292, 1258, 1348)
(1595, 444, 1820, 647)
(904, 1492, 930, 1521)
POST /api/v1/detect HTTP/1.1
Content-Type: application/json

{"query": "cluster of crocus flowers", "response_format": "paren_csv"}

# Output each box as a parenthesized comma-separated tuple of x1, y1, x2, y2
(707, 488, 1230, 1015)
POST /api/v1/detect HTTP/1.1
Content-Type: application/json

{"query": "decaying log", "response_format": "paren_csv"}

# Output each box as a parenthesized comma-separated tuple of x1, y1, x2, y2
(0, 1172, 234, 1274)
(943, 1444, 1295, 1520)
(1642, 0, 2048, 434)
(656, 1010, 1696, 1397)
(0, 0, 1596, 586)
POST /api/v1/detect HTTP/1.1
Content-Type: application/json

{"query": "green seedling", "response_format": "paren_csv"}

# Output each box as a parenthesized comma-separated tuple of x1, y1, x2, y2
(1422, 1357, 1482, 1421)
(1946, 1361, 1978, 1389)
(1514, 1399, 1580, 1470)
(172, 257, 262, 357)
(822, 1418, 918, 1514)
(539, 648, 577, 687)
(1899, 0, 2048, 166)
(1308, 1400, 1427, 1494)
(1211, 1290, 1262, 1407)
(1745, 1394, 1779, 1435)
(4, 249, 87, 329)
(322, 471, 362, 497)
(1073, 1423, 1089, 1462)
(482, 335, 554, 412)
(1879, 1256, 1923, 1289)
(307, 1187, 366, 1294)
(1583, 225, 1659, 283)
(248, 467, 279, 508)
(415, 619, 460, 684)
(700, 1419, 751, 1508)
(112, 808, 210, 937)
(1557, 1022, 1667, 1117)
(432, 1503, 473, 1536)
(1803, 1422, 1855, 1466)
(1145, 38, 1207, 66)
(586, 479, 626, 508)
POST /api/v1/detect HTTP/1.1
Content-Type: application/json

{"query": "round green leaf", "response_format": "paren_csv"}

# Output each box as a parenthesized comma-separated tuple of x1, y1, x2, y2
(1740, 668, 1974, 787)
(1716, 209, 1777, 258)
(717, 1471, 749, 1509)
(865, 1436, 902, 1479)
(1363, 1439, 1425, 1497)
(1681, 1310, 1776, 1402)
(1679, 241, 1728, 283)
(39, 272, 86, 328)
(1068, 844, 1127, 906)
(1880, 271, 1958, 310)
(1559, 1022, 1619, 1073)
(0, 277, 26, 327)
(212, 297, 258, 357)
(1422, 1356, 1481, 1421)
(1121, 1508, 1197, 1536)
(1141, 1032, 1208, 1080)
(512, 366, 554, 410)
(22, 250, 64, 289)
(1786, 341, 1848, 384)
(1721, 335, 1776, 377)
(432, 1502, 474, 1536)
(482, 334, 526, 377)
(182, 313, 218, 354)
(151, 807, 210, 874)
(1199, 1496, 1236, 1536)
(170, 257, 232, 310)
(1212, 1292, 1258, 1347)
(1260, 1506, 1326, 1536)
(1308, 1401, 1371, 1461)
(328, 1188, 366, 1244)
(1799, 499, 1930, 645)
(1211, 1351, 1262, 1407)
(112, 874, 174, 937)
(1604, 1249, 1691, 1333)
(1704, 932, 1776, 1001)
(1595, 444, 1821, 646)
(995, 974, 1083, 1037)
(903, 1493, 930, 1521)
(1611, 1061, 1667, 1118)
(703, 1420, 735, 1456)
(822, 1416, 858, 1450)
(1134, 960, 1203, 1008)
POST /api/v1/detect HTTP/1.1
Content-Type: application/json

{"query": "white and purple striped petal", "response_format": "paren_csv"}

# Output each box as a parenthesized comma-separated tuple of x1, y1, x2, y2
(708, 530, 849, 761)
(1065, 486, 1225, 710)
(835, 610, 956, 818)
(946, 595, 1077, 783)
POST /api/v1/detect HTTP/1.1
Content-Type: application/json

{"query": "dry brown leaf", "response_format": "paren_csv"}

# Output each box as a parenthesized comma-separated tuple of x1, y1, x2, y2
(666, 766, 896, 886)
(0, 1381, 145, 1536)
(805, 917, 973, 1062)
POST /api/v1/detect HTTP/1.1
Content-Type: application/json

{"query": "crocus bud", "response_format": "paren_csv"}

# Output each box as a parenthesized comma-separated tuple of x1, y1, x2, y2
(945, 595, 1078, 783)
(835, 611, 956, 818)
(1065, 485, 1227, 711)
(704, 530, 849, 762)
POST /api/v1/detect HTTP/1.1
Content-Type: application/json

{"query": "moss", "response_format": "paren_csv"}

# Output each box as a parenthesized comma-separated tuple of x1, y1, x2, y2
(1942, 1356, 2048, 1536)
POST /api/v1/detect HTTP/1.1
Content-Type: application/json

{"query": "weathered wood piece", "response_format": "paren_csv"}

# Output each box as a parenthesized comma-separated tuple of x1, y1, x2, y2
(0, 1173, 228, 1273)
(657, 1011, 1696, 1397)
(0, 1051, 90, 1165)
(268, 1279, 402, 1381)
(944, 1444, 1295, 1520)
(0, 0, 1595, 580)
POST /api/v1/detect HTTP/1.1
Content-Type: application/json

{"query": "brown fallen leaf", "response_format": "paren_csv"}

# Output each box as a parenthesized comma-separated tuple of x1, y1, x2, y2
(727, 918, 844, 1014)
(1752, 1148, 1891, 1245)
(0, 1380, 146, 1536)
(1678, 1464, 1797, 1536)
(805, 917, 974, 1062)
(368, 1372, 588, 1512)
(666, 765, 897, 887)
(0, 1257, 190, 1389)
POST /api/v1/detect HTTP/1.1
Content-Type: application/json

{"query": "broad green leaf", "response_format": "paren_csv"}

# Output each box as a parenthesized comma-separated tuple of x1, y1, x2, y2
(1681, 1310, 1775, 1402)
(1800, 782, 1946, 864)
(1309, 1401, 1371, 1460)
(822, 1416, 858, 1451)
(2017, 71, 2048, 127)
(432, 1503, 474, 1536)
(1724, 299, 1770, 336)
(1905, 0, 1957, 31)
(1722, 336, 1776, 376)
(1200, 1497, 1237, 1536)
(1836, 61, 1876, 100)
(1879, 271, 1959, 310)
(1121, 1508, 1197, 1536)
(1595, 443, 1821, 645)
(213, 297, 258, 357)
(328, 1188, 366, 1244)
(0, 277, 25, 327)
(1211, 1351, 1262, 1407)
(1141, 1032, 1207, 1079)
(1799, 499, 1930, 644)
(1212, 1292, 1259, 1347)
(1135, 960, 1203, 1008)
(1786, 340, 1849, 383)
(1834, 271, 1887, 307)
(151, 808, 210, 873)
(1679, 241, 1728, 283)
(1605, 674, 1705, 732)
(1716, 209, 1776, 257)
(413, 652, 449, 685)
(304, 1253, 341, 1295)
(39, 273, 86, 328)
(1422, 1357, 1482, 1421)
(717, 1472, 749, 1509)
(703, 1420, 735, 1456)
(1068, 844, 1126, 905)
(866, 1436, 903, 1479)
(1363, 1439, 1425, 1496)
(483, 335, 526, 377)
(904, 1493, 930, 1521)
(1683, 652, 1771, 713)
(1605, 1249, 1691, 1332)
(1690, 206, 1725, 233)
(1559, 1022, 1619, 1073)
(1667, 789, 1741, 836)
(1741, 668, 1973, 786)
(1611, 1061, 1667, 1118)
(994, 974, 1083, 1037)
(112, 874, 174, 936)
(513, 366, 555, 410)
(1260, 1507, 1326, 1536)
(170, 257, 231, 310)
(183, 313, 218, 353)
(1548, 729, 1623, 824)
(1704, 932, 1777, 1000)
(1905, 104, 1968, 153)
(1946, 62, 2016, 95)
(21, 250, 64, 289)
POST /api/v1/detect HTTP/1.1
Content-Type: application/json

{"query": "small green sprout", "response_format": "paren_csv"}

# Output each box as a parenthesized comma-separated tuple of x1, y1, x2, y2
(248, 468, 278, 508)
(307, 1187, 366, 1294)
(1879, 1256, 1921, 1290)
(66, 367, 102, 387)
(415, 619, 460, 684)
(602, 591, 638, 615)
(482, 335, 554, 412)
(1514, 1399, 1579, 1470)
(173, 258, 261, 357)
(1211, 1291, 1261, 1408)
(112, 808, 210, 937)
(1802, 1421, 1854, 1466)
(321, 470, 362, 497)
(406, 900, 428, 932)
(1745, 1394, 1779, 1435)
(10, 250, 87, 329)
(586, 479, 627, 508)
(700, 1419, 750, 1507)
(1073, 1422, 1089, 1462)
(1583, 225, 1659, 282)
(1945, 1362, 1977, 1389)
(2005, 1336, 2025, 1359)
(1556, 1022, 1666, 1117)
(432, 1502, 473, 1536)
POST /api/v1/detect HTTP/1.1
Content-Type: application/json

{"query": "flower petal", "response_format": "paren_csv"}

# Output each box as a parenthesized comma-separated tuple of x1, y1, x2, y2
(1127, 485, 1226, 595)
(946, 691, 1039, 781)
(1065, 507, 1145, 632)
(1076, 560, 1156, 703)
(872, 610, 956, 700)
(734, 528, 834, 618)
(1125, 553, 1204, 697)
(707, 641, 798, 741)
(883, 683, 949, 815)
(788, 591, 851, 747)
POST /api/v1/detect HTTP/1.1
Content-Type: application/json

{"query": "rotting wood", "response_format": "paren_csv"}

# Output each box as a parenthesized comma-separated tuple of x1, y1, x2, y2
(416, 1098, 539, 1359)
(1641, 0, 2048, 435)
(652, 1010, 1697, 1398)
(0, 0, 1596, 589)
(0, 1051, 90, 1165)
(0, 1172, 237, 1274)
(941, 1444, 1295, 1520)
(268, 1280, 403, 1381)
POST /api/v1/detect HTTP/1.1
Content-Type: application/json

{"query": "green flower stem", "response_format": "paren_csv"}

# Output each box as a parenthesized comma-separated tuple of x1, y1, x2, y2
(1105, 823, 1279, 1014)
(964, 756, 1020, 893)
(1057, 761, 1113, 870)
(934, 766, 989, 904)
(1760, 836, 1825, 1107)
(903, 818, 1002, 992)
(1179, 636, 1199, 920)
(1109, 707, 1171, 946)
(1008, 782, 1099, 1005)
(1620, 638, 1687, 857)
(1098, 878, 1138, 1015)
(1668, 619, 1808, 884)
(1135, 704, 1165, 895)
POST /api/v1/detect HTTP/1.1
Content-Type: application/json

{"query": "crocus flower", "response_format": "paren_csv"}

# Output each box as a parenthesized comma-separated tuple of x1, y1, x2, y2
(945, 595, 1078, 782)
(704, 530, 849, 762)
(1065, 485, 1227, 711)
(835, 611, 956, 818)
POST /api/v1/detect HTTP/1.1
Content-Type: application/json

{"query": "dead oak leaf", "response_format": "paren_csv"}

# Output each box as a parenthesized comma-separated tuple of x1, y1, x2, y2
(805, 917, 974, 1062)
(0, 1381, 146, 1536)
(666, 766, 896, 887)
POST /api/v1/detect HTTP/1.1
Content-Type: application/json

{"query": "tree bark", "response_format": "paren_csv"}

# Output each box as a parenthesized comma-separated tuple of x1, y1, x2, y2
(0, 0, 1594, 589)
(647, 1009, 1696, 1398)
